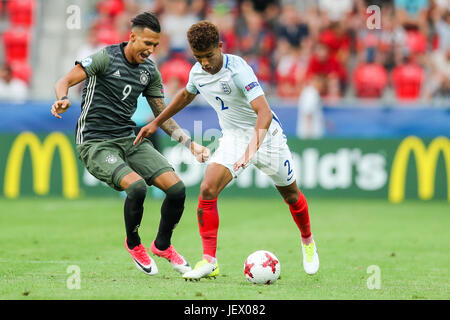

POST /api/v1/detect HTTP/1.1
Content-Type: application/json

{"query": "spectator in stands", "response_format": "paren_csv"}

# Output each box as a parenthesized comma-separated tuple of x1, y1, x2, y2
(297, 75, 325, 139)
(433, 9, 450, 51)
(359, 4, 405, 71)
(206, 1, 239, 54)
(234, 0, 257, 38)
(275, 3, 309, 49)
(275, 43, 308, 99)
(425, 48, 450, 100)
(300, 0, 328, 40)
(160, 0, 199, 52)
(306, 42, 347, 99)
(319, 21, 351, 66)
(237, 9, 276, 57)
(237, 9, 276, 85)
(394, 0, 429, 35)
(391, 52, 425, 102)
(0, 64, 28, 103)
(262, 1, 281, 32)
(425, 9, 450, 99)
(190, 0, 208, 20)
(353, 48, 388, 99)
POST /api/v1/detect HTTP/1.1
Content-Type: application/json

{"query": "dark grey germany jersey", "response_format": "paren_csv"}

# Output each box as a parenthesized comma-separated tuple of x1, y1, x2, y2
(75, 42, 164, 144)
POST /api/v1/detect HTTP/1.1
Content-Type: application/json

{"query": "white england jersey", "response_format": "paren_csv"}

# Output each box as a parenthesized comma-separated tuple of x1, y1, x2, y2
(186, 54, 281, 133)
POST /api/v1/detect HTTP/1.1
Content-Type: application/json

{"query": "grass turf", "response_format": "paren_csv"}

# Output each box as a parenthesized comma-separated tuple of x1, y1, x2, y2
(0, 196, 448, 300)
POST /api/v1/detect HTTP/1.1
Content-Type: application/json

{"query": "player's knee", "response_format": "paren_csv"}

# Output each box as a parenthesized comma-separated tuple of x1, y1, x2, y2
(200, 181, 219, 200)
(125, 179, 147, 201)
(165, 180, 186, 202)
(283, 191, 299, 205)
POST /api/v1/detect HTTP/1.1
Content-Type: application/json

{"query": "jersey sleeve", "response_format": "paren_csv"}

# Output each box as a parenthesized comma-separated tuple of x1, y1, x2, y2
(143, 67, 165, 98)
(231, 58, 264, 103)
(185, 67, 199, 95)
(75, 48, 110, 77)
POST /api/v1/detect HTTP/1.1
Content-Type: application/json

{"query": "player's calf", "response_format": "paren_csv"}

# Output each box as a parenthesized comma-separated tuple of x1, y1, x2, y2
(154, 181, 186, 250)
(289, 191, 312, 241)
(124, 179, 147, 249)
(197, 196, 219, 259)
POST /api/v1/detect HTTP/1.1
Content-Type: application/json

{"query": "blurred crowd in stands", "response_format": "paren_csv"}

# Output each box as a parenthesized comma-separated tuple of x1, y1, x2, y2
(1, 0, 449, 105)
(80, 0, 449, 104)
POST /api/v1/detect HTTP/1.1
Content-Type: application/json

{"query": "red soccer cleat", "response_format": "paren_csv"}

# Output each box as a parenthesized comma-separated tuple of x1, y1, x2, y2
(151, 241, 192, 274)
(125, 239, 158, 275)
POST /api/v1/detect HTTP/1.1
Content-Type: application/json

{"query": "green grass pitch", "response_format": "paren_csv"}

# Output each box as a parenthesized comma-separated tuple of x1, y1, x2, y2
(0, 196, 448, 300)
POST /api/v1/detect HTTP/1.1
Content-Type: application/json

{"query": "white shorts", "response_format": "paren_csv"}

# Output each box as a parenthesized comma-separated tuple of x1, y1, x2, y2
(209, 121, 296, 187)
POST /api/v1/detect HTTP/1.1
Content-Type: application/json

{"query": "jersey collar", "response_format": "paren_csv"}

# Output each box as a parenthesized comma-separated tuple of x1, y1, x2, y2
(120, 42, 140, 68)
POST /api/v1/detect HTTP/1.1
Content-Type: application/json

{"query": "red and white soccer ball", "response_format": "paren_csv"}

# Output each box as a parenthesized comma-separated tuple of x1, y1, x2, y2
(244, 250, 281, 285)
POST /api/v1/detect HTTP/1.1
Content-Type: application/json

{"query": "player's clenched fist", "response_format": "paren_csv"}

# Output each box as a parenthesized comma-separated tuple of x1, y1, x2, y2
(51, 97, 71, 119)
(190, 142, 210, 163)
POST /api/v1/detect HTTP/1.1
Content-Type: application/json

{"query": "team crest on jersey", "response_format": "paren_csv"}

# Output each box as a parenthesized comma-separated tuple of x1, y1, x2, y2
(219, 81, 232, 95)
(105, 155, 117, 164)
(140, 70, 150, 85)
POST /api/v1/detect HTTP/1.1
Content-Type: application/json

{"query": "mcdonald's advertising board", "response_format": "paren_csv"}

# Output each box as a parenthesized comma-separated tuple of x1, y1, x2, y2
(0, 132, 448, 202)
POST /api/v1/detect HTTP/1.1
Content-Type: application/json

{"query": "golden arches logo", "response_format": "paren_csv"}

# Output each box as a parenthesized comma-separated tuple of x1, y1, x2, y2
(3, 132, 79, 199)
(389, 136, 450, 203)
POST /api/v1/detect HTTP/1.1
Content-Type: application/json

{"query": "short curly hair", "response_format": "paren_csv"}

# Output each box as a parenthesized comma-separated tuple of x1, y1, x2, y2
(187, 20, 219, 51)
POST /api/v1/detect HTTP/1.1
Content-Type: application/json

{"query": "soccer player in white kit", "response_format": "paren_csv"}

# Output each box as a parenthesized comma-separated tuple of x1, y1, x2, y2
(134, 21, 319, 280)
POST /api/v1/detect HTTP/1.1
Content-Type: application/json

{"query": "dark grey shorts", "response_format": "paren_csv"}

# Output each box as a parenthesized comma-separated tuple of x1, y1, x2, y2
(76, 136, 173, 190)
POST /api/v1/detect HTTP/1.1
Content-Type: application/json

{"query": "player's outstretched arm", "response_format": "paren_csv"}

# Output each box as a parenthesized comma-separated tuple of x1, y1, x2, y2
(51, 65, 87, 119)
(153, 88, 197, 127)
(233, 95, 273, 171)
(134, 90, 194, 145)
(134, 92, 210, 162)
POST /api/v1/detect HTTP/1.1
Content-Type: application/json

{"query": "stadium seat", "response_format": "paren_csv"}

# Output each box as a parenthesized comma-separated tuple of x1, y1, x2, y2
(2, 29, 32, 63)
(392, 62, 425, 101)
(10, 60, 32, 84)
(7, 0, 36, 27)
(405, 31, 427, 54)
(353, 63, 388, 98)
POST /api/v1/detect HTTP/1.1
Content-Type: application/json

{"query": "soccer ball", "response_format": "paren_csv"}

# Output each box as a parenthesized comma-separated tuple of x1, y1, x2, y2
(244, 250, 280, 285)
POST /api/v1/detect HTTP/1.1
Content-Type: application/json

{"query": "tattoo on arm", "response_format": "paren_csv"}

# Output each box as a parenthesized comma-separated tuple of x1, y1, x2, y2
(147, 97, 190, 145)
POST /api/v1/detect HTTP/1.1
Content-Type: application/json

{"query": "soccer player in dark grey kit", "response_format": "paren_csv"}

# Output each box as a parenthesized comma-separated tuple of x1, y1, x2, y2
(51, 12, 210, 276)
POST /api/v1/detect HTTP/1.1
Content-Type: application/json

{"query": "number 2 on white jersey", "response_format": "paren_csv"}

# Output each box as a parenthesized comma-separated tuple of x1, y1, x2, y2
(216, 96, 228, 110)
